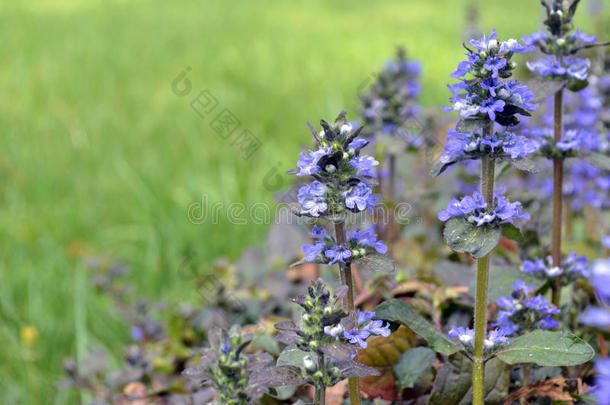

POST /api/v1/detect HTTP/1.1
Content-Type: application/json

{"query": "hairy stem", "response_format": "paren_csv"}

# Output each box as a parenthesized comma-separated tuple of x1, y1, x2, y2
(314, 355, 326, 405)
(472, 139, 495, 405)
(551, 89, 564, 309)
(333, 221, 361, 405)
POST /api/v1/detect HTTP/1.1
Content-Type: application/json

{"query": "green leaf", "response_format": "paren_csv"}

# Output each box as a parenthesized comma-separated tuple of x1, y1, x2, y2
(393, 347, 435, 389)
(524, 77, 566, 102)
(567, 77, 589, 92)
(501, 223, 523, 243)
(276, 345, 314, 367)
(496, 331, 595, 366)
(374, 299, 460, 355)
(429, 355, 511, 405)
(443, 217, 501, 259)
(470, 265, 544, 302)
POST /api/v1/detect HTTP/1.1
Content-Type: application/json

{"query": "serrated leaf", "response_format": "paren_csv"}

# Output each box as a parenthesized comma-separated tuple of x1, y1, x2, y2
(524, 78, 566, 102)
(354, 253, 395, 273)
(429, 355, 511, 405)
(443, 217, 501, 259)
(496, 331, 595, 366)
(393, 347, 435, 389)
(501, 223, 524, 243)
(374, 299, 460, 355)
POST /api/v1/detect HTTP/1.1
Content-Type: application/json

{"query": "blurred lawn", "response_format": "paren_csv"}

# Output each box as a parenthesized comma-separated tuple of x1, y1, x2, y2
(0, 0, 604, 403)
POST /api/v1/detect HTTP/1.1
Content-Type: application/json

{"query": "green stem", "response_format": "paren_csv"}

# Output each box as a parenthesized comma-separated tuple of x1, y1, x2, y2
(551, 89, 564, 309)
(314, 355, 326, 405)
(333, 221, 361, 405)
(472, 140, 495, 405)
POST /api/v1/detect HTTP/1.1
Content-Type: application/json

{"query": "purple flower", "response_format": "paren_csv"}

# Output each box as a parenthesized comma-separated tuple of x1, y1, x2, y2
(523, 258, 546, 273)
(594, 359, 610, 405)
(367, 319, 391, 337)
(350, 155, 379, 177)
(309, 226, 328, 239)
(501, 132, 538, 159)
(572, 29, 597, 44)
(483, 56, 507, 78)
(449, 326, 508, 350)
(348, 138, 368, 151)
(357, 310, 376, 324)
(522, 31, 548, 47)
(527, 56, 591, 81)
(348, 228, 387, 254)
(494, 280, 559, 334)
(439, 192, 528, 226)
(438, 192, 485, 221)
(481, 78, 500, 96)
(343, 182, 376, 213)
(296, 147, 332, 176)
(343, 311, 391, 348)
(325, 244, 352, 264)
(451, 59, 475, 79)
(499, 38, 535, 54)
(448, 326, 475, 347)
(592, 259, 610, 303)
(481, 134, 503, 152)
(527, 57, 566, 77)
(343, 326, 371, 348)
(566, 57, 590, 80)
(485, 328, 510, 349)
(297, 181, 328, 217)
(303, 242, 326, 261)
(494, 195, 530, 224)
(470, 29, 499, 53)
(478, 98, 505, 121)
(468, 212, 496, 226)
(580, 307, 610, 329)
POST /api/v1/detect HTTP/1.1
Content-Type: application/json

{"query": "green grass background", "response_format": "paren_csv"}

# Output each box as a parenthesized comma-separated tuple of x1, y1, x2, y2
(0, 0, 605, 403)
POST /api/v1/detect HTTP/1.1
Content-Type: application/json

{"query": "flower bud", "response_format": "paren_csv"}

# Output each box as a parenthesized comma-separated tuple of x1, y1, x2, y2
(323, 306, 332, 315)
(309, 340, 318, 349)
(556, 38, 565, 46)
(303, 355, 316, 371)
